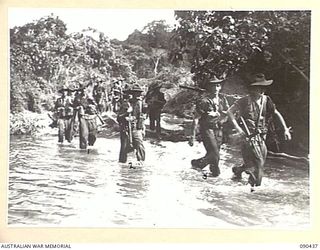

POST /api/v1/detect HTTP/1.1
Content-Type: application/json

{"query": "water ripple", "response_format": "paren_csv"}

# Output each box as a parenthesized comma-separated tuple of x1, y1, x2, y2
(8, 135, 310, 228)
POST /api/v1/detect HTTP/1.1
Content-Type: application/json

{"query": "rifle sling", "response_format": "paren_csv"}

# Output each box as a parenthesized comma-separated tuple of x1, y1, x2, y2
(254, 95, 266, 133)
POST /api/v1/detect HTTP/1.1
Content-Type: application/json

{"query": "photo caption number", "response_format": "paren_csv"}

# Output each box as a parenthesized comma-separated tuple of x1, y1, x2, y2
(300, 244, 318, 248)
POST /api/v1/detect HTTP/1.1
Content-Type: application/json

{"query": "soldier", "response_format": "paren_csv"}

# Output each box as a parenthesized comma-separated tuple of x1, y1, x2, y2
(73, 88, 99, 149)
(188, 76, 230, 177)
(93, 79, 107, 113)
(145, 82, 167, 137)
(227, 73, 291, 188)
(110, 79, 123, 112)
(117, 84, 146, 165)
(54, 88, 74, 143)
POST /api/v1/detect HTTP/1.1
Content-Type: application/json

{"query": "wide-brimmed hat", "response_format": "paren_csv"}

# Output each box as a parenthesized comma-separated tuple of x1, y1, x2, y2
(207, 76, 224, 85)
(124, 83, 143, 93)
(249, 73, 273, 86)
(149, 82, 162, 90)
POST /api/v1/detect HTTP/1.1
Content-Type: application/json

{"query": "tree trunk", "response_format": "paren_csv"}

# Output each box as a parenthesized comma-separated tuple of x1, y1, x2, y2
(153, 57, 160, 76)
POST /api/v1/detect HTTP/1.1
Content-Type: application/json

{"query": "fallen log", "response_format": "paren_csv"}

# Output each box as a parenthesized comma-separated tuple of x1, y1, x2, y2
(267, 151, 309, 164)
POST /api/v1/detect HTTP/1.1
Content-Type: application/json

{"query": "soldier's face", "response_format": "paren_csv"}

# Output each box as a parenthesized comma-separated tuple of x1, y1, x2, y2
(209, 84, 221, 94)
(248, 86, 264, 97)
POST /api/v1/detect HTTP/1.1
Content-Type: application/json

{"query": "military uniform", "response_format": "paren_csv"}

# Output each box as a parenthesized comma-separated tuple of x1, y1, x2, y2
(227, 73, 291, 188)
(145, 86, 166, 135)
(93, 83, 107, 113)
(110, 79, 123, 112)
(191, 93, 229, 176)
(117, 85, 145, 163)
(54, 90, 74, 143)
(230, 94, 275, 186)
(73, 90, 98, 149)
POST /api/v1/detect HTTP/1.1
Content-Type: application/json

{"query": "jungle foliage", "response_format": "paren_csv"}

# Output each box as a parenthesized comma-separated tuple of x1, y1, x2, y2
(172, 11, 310, 153)
(10, 11, 310, 153)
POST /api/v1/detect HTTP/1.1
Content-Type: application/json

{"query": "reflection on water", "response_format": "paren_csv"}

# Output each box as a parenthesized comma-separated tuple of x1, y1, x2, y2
(8, 135, 309, 228)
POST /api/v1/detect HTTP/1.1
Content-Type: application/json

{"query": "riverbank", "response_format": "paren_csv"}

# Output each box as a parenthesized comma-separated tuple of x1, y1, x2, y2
(9, 110, 189, 138)
(9, 110, 309, 160)
(10, 110, 53, 136)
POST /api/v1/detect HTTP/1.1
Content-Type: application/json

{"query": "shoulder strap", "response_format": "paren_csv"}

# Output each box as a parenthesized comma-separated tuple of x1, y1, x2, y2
(220, 93, 230, 109)
(255, 95, 267, 129)
(207, 97, 219, 111)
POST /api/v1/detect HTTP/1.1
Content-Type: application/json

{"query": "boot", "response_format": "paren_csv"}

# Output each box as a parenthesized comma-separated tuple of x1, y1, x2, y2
(232, 165, 245, 180)
(191, 159, 200, 169)
(247, 171, 257, 187)
(191, 159, 205, 170)
(209, 165, 220, 177)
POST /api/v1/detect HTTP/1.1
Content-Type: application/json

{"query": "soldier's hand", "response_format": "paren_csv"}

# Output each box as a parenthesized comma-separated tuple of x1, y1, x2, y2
(188, 137, 194, 147)
(284, 127, 292, 141)
(125, 116, 134, 121)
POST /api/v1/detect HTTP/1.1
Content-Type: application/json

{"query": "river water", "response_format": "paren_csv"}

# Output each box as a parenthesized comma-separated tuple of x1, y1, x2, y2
(8, 132, 309, 229)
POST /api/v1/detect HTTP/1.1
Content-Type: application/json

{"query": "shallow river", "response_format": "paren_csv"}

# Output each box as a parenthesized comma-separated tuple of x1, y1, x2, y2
(8, 133, 309, 229)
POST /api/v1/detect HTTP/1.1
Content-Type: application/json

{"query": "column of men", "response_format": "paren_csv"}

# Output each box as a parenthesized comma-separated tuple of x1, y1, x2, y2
(53, 73, 292, 189)
(53, 86, 100, 149)
(52, 79, 166, 165)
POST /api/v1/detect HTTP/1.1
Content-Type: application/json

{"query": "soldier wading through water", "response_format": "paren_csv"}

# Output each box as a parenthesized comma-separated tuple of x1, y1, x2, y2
(117, 84, 146, 166)
(145, 82, 167, 137)
(54, 88, 74, 143)
(227, 73, 291, 189)
(188, 76, 229, 177)
(73, 88, 99, 150)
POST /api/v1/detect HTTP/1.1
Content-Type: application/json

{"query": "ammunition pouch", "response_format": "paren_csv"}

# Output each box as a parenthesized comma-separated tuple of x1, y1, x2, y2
(65, 106, 74, 117)
(246, 129, 267, 141)
(86, 104, 96, 115)
(136, 117, 144, 130)
(77, 106, 85, 115)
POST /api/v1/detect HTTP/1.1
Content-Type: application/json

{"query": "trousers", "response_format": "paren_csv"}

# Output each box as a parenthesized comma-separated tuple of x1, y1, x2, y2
(240, 135, 267, 186)
(119, 129, 145, 163)
(192, 127, 222, 175)
(78, 116, 97, 149)
(57, 117, 74, 143)
(149, 108, 162, 134)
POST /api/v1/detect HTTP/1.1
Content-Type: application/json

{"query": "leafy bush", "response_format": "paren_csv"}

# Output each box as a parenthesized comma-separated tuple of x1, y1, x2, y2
(10, 111, 51, 135)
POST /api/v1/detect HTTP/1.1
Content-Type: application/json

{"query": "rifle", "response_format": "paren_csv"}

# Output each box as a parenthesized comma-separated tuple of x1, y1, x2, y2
(239, 116, 262, 159)
(48, 113, 55, 121)
(127, 116, 133, 150)
(95, 111, 105, 125)
(118, 101, 134, 150)
(47, 113, 57, 128)
(179, 85, 206, 93)
(126, 102, 134, 149)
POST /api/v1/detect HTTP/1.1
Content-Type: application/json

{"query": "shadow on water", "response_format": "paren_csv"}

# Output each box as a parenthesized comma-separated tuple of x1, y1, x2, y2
(8, 135, 309, 228)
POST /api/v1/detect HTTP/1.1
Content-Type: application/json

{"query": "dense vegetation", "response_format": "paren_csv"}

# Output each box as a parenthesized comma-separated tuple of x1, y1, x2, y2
(10, 11, 310, 155)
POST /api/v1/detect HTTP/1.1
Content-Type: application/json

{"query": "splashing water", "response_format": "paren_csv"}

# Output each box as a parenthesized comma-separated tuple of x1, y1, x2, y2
(8, 134, 309, 228)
